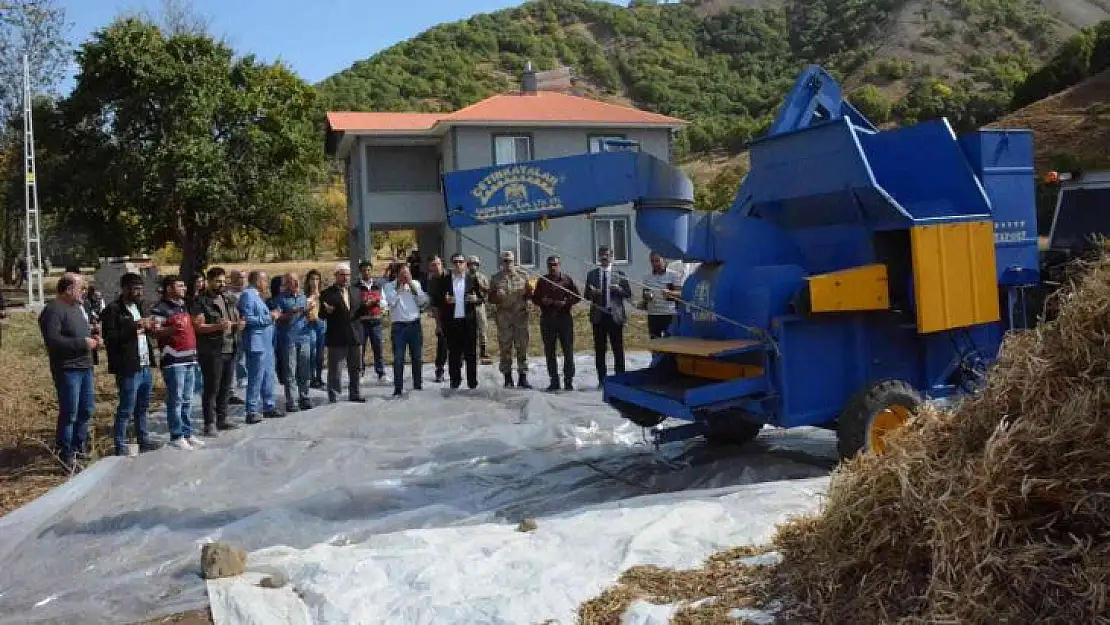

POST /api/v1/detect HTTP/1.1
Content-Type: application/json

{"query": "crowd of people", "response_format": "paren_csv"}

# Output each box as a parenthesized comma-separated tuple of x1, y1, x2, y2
(36, 246, 684, 470)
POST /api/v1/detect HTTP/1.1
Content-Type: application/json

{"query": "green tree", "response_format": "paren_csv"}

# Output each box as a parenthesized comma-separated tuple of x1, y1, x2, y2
(49, 17, 325, 279)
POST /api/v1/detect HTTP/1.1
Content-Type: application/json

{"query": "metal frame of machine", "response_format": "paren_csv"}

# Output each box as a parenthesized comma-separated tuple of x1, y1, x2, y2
(441, 64, 1044, 460)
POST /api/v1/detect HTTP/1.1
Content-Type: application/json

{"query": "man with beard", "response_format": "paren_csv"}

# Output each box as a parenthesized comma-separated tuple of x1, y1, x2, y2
(102, 272, 164, 456)
(190, 267, 245, 435)
(151, 275, 205, 449)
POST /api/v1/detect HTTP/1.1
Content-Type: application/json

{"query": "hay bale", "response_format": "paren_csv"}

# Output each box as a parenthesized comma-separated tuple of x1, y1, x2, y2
(769, 254, 1110, 624)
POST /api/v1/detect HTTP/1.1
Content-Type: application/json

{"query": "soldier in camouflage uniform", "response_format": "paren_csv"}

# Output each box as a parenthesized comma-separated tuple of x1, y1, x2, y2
(488, 250, 533, 388)
(467, 255, 493, 365)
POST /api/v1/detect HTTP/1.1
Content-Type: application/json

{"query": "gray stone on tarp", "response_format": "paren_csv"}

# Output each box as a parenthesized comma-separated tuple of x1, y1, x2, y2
(200, 541, 247, 579)
(259, 573, 288, 589)
(517, 518, 538, 532)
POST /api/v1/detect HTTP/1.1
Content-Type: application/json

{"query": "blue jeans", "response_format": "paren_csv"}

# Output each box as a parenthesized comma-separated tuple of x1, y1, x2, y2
(193, 362, 203, 396)
(282, 341, 311, 404)
(245, 350, 276, 415)
(235, 345, 248, 387)
(162, 365, 195, 440)
(312, 321, 327, 380)
(361, 321, 383, 375)
(54, 367, 94, 460)
(391, 320, 423, 391)
(114, 367, 153, 453)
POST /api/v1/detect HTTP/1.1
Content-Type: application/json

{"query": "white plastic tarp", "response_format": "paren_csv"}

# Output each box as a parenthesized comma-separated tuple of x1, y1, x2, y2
(0, 353, 835, 624)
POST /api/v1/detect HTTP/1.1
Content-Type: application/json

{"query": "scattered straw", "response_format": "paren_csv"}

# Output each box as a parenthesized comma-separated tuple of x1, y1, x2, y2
(769, 250, 1110, 624)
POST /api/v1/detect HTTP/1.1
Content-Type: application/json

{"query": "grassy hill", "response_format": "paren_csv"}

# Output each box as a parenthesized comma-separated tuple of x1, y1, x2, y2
(317, 0, 1108, 157)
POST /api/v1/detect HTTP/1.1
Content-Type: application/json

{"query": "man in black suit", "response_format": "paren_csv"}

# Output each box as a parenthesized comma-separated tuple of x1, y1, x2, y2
(318, 263, 368, 403)
(432, 253, 485, 389)
(584, 246, 633, 387)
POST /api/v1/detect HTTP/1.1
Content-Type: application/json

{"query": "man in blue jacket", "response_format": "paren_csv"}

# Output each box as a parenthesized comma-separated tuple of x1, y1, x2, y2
(237, 270, 281, 423)
(275, 272, 313, 412)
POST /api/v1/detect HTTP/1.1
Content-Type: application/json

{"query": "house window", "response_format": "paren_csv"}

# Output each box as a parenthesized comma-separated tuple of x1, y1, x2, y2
(594, 217, 630, 264)
(494, 135, 532, 165)
(500, 221, 539, 268)
(588, 134, 628, 153)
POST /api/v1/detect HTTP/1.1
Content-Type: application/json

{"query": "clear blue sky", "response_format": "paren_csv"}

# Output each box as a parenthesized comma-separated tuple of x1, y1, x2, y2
(61, 0, 624, 90)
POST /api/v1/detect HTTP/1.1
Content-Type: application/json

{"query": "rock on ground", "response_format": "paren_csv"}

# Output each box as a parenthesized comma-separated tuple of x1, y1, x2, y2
(201, 542, 247, 580)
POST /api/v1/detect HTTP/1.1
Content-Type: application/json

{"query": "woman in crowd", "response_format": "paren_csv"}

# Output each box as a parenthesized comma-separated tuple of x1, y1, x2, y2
(304, 269, 327, 388)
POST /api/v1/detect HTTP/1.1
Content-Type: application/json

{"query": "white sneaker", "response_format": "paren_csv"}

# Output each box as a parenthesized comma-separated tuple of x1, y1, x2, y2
(186, 436, 205, 448)
(170, 438, 194, 451)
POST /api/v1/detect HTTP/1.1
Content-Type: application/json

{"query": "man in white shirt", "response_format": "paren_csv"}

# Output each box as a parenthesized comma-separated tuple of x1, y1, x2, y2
(384, 265, 428, 397)
(641, 252, 682, 339)
(432, 253, 484, 389)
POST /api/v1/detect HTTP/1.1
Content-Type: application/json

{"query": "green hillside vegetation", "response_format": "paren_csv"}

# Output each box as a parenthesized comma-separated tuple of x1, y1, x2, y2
(318, 0, 1071, 156)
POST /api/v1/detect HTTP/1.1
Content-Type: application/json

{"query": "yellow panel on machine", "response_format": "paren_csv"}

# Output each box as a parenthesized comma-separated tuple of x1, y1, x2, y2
(805, 263, 890, 312)
(675, 356, 763, 381)
(910, 220, 1000, 333)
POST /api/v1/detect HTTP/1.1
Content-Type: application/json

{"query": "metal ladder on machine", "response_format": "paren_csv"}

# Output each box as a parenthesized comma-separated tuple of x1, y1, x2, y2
(23, 54, 45, 312)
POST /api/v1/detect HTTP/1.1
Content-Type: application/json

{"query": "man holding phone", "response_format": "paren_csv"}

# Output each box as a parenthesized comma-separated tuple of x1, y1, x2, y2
(642, 252, 682, 339)
(275, 272, 313, 412)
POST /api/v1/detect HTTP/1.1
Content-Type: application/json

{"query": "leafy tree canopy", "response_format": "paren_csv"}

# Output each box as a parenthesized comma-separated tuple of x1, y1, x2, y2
(44, 17, 326, 278)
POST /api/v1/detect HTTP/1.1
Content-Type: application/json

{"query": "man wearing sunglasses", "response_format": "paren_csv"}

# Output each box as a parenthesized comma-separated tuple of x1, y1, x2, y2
(432, 253, 485, 389)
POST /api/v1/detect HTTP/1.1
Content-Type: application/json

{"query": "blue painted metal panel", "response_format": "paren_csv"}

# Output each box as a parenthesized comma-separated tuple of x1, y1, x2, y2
(603, 374, 695, 421)
(958, 129, 1040, 286)
(685, 375, 768, 407)
(441, 149, 693, 237)
(857, 119, 994, 223)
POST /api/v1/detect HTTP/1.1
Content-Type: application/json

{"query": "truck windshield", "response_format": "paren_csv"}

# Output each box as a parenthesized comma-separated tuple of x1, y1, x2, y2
(1049, 186, 1110, 253)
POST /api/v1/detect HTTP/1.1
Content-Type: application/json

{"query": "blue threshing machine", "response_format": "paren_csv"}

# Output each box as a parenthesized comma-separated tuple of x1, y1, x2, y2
(441, 65, 1044, 459)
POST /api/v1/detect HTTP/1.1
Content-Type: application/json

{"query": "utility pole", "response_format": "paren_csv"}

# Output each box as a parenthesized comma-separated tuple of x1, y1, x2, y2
(23, 53, 44, 311)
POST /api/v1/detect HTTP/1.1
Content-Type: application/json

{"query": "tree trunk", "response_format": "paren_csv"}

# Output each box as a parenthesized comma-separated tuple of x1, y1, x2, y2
(177, 231, 212, 282)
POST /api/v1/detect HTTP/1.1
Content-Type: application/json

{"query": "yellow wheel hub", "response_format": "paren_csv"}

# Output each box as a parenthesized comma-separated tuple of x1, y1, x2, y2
(868, 404, 911, 454)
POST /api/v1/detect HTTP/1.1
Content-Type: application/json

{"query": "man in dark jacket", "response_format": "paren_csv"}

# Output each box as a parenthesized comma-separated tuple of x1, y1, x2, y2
(318, 263, 368, 403)
(38, 272, 98, 470)
(531, 255, 581, 392)
(102, 273, 164, 457)
(431, 253, 485, 390)
(190, 267, 245, 435)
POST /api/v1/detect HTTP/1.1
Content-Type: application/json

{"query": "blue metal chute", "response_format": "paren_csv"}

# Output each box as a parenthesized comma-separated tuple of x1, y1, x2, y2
(441, 149, 694, 257)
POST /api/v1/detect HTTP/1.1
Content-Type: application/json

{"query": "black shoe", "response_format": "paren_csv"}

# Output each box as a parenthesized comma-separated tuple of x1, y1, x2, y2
(413, 383, 423, 391)
(298, 398, 312, 411)
(246, 413, 263, 424)
(216, 420, 239, 431)
(392, 388, 403, 397)
(285, 403, 299, 413)
(138, 440, 163, 452)
(503, 373, 515, 388)
(264, 410, 285, 419)
(547, 380, 560, 392)
(201, 425, 219, 438)
(517, 374, 532, 389)
(564, 379, 574, 391)
(229, 396, 244, 405)
(450, 380, 461, 389)
(468, 380, 478, 390)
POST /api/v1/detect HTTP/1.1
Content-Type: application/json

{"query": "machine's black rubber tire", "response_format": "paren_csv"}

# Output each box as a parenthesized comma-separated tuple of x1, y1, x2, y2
(703, 411, 764, 447)
(836, 379, 922, 461)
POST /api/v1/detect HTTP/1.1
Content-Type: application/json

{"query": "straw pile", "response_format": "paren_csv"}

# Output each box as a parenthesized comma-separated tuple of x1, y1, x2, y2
(769, 252, 1110, 624)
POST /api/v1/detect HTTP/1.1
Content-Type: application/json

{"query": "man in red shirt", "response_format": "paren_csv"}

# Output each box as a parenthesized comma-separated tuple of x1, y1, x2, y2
(355, 260, 386, 381)
(152, 275, 204, 451)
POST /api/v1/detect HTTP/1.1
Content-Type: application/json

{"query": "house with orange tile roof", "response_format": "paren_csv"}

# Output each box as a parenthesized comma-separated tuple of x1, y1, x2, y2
(324, 65, 686, 274)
